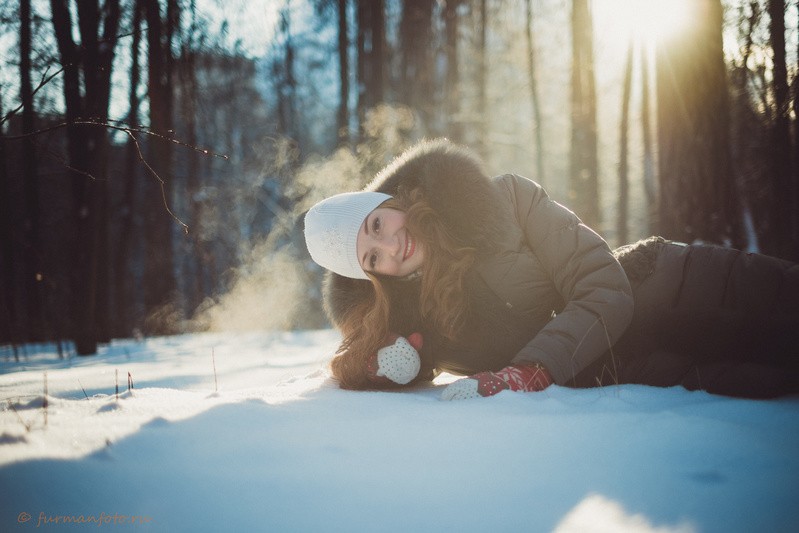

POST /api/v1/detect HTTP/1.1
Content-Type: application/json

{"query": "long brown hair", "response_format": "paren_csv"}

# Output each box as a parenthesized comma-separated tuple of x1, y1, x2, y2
(330, 187, 476, 390)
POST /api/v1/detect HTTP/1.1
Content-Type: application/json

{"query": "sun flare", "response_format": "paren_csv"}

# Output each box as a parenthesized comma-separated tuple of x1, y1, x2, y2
(594, 0, 695, 44)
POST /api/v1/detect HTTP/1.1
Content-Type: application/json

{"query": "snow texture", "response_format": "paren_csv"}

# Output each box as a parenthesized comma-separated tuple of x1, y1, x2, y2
(1, 330, 798, 532)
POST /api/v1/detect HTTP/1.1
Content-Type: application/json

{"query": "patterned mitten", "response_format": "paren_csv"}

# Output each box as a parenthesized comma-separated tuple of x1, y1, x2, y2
(366, 333, 423, 385)
(441, 363, 552, 400)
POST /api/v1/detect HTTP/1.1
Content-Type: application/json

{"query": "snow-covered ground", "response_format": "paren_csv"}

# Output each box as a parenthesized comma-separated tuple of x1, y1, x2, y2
(1, 330, 798, 532)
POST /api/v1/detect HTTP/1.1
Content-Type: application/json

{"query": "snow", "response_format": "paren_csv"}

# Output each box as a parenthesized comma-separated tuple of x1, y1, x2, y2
(1, 330, 798, 532)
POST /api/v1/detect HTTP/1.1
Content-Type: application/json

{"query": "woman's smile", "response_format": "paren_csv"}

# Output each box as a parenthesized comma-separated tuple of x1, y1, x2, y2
(403, 232, 416, 261)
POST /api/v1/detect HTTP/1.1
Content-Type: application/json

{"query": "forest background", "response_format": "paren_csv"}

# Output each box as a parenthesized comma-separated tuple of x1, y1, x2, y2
(1, 0, 798, 357)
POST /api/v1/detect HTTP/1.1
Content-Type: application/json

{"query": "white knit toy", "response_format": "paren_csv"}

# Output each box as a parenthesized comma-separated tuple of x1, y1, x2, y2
(369, 333, 423, 385)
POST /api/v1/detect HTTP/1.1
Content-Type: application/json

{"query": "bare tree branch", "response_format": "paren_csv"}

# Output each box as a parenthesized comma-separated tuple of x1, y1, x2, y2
(3, 119, 229, 161)
(4, 119, 230, 233)
(0, 66, 64, 127)
(120, 126, 188, 234)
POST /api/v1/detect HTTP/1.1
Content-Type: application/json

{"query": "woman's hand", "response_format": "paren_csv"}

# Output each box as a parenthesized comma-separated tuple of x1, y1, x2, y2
(367, 333, 423, 385)
(441, 363, 552, 400)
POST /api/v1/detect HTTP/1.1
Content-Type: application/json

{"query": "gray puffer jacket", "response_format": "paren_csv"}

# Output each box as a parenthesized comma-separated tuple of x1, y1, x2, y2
(467, 173, 634, 383)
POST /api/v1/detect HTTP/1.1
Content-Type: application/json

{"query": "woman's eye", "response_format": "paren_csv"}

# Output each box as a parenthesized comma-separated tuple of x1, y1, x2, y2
(372, 217, 381, 234)
(369, 252, 378, 270)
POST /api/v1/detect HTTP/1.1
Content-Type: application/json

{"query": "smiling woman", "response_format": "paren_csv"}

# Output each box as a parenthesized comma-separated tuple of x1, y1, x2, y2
(304, 139, 799, 400)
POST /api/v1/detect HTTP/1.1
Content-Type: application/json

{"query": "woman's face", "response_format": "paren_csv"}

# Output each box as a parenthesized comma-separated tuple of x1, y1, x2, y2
(355, 207, 424, 277)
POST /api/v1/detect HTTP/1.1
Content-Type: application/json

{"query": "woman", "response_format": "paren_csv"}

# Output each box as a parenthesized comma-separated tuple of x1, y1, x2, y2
(304, 139, 799, 399)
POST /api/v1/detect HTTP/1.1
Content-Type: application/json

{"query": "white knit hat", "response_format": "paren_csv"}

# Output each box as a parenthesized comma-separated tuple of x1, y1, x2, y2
(304, 191, 392, 279)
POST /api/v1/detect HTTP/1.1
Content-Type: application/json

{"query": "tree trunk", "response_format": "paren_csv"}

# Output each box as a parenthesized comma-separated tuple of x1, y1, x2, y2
(728, 2, 762, 252)
(768, 0, 796, 259)
(525, 0, 545, 184)
(371, 0, 385, 107)
(656, 0, 742, 246)
(49, 0, 121, 354)
(444, 0, 462, 141)
(640, 43, 656, 235)
(276, 3, 297, 140)
(114, 1, 143, 337)
(179, 2, 205, 317)
(0, 87, 18, 354)
(356, 0, 385, 139)
(356, 0, 366, 133)
(49, 0, 85, 353)
(793, 0, 799, 256)
(569, 0, 600, 229)
(143, 0, 177, 334)
(20, 0, 42, 340)
(617, 39, 633, 246)
(477, 0, 488, 155)
(400, 0, 433, 132)
(83, 0, 121, 345)
(337, 0, 350, 145)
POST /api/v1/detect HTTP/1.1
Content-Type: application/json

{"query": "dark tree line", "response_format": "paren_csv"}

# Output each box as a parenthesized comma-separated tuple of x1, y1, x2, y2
(656, 0, 741, 247)
(1, 0, 798, 355)
(1, 0, 273, 355)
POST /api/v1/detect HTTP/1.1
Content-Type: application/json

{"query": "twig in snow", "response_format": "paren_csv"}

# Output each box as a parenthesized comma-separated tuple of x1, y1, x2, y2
(115, 369, 119, 402)
(8, 400, 31, 432)
(212, 348, 219, 393)
(43, 372, 48, 427)
(593, 315, 621, 389)
(127, 372, 134, 392)
(78, 379, 89, 400)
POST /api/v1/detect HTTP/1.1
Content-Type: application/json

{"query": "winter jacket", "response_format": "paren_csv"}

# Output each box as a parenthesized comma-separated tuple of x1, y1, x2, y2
(323, 140, 635, 385)
(605, 236, 799, 397)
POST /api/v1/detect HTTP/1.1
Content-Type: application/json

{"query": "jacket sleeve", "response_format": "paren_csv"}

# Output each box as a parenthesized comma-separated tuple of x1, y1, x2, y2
(498, 175, 634, 385)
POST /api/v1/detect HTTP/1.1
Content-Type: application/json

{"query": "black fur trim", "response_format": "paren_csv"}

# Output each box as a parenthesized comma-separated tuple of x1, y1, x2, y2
(613, 236, 666, 283)
(366, 138, 510, 255)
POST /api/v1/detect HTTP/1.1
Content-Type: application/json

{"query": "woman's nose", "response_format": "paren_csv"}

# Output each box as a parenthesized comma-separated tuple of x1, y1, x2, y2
(378, 233, 400, 256)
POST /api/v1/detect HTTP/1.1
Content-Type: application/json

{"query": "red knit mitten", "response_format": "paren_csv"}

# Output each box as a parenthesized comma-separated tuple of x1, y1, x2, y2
(366, 333, 423, 386)
(441, 363, 552, 401)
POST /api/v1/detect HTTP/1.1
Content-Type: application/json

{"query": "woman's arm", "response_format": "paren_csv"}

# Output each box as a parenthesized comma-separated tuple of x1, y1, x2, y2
(498, 175, 634, 385)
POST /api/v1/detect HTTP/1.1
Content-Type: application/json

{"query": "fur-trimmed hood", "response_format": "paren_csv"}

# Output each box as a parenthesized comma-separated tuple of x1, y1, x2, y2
(365, 139, 509, 252)
(322, 139, 511, 332)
